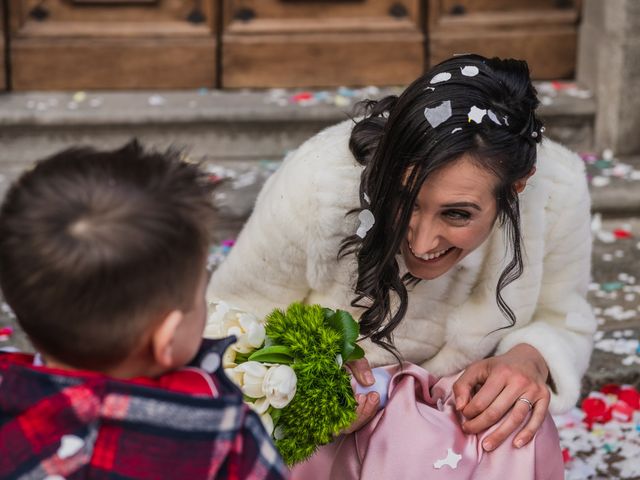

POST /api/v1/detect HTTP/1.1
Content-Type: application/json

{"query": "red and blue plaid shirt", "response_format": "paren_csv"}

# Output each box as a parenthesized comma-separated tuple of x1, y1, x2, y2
(0, 338, 288, 480)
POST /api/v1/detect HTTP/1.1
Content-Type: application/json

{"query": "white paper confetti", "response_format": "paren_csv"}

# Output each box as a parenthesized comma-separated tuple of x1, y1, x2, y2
(487, 109, 501, 125)
(433, 448, 462, 469)
(461, 66, 479, 77)
(57, 434, 84, 459)
(467, 106, 487, 124)
(430, 72, 452, 84)
(356, 209, 375, 239)
(451, 127, 462, 134)
(424, 100, 452, 129)
(201, 352, 221, 373)
(591, 176, 610, 187)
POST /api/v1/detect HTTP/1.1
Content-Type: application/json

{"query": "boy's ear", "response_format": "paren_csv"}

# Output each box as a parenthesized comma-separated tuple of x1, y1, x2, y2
(151, 310, 184, 369)
(514, 167, 537, 194)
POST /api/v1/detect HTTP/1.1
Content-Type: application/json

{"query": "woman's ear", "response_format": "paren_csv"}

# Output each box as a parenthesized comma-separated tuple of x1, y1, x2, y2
(151, 310, 184, 369)
(513, 167, 537, 194)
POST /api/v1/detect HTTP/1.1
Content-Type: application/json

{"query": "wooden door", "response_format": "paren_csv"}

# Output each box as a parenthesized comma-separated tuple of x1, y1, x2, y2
(428, 0, 581, 79)
(1, 2, 5, 91)
(222, 0, 424, 88)
(9, 0, 217, 90)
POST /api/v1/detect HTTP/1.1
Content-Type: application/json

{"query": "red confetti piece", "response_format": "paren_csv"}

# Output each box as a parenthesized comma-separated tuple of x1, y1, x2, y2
(562, 448, 572, 464)
(600, 384, 620, 396)
(618, 386, 640, 410)
(0, 326, 13, 337)
(581, 396, 612, 427)
(292, 92, 313, 102)
(613, 229, 633, 239)
(611, 400, 634, 422)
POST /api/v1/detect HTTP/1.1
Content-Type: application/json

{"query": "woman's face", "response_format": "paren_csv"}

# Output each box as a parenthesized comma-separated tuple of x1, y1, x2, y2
(400, 154, 500, 280)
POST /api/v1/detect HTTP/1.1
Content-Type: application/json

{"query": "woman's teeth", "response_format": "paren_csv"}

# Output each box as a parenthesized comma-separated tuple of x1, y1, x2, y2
(412, 246, 452, 261)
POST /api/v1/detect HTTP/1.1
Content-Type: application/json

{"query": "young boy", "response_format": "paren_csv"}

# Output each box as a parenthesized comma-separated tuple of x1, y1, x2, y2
(0, 142, 288, 479)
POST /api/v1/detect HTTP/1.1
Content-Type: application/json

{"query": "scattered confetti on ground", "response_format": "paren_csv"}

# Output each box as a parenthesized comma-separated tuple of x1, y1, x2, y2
(556, 385, 640, 479)
(581, 151, 640, 188)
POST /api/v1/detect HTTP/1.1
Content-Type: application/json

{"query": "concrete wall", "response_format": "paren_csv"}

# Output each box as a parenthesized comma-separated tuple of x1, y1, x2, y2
(578, 0, 640, 155)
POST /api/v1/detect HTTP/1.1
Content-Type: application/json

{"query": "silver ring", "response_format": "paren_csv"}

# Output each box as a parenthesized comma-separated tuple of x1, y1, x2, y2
(517, 397, 534, 411)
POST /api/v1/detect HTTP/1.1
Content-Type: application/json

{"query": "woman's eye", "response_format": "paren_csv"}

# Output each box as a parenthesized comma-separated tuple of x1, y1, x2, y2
(444, 210, 471, 222)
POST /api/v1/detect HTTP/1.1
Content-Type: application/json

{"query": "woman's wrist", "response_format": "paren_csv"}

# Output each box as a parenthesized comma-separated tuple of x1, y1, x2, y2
(509, 343, 549, 382)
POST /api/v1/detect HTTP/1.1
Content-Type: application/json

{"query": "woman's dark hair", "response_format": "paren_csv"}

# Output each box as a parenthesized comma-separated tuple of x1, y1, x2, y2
(340, 54, 543, 358)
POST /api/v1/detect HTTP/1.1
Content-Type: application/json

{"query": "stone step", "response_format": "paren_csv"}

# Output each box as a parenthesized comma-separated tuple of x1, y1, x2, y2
(3, 84, 629, 217)
(0, 83, 594, 163)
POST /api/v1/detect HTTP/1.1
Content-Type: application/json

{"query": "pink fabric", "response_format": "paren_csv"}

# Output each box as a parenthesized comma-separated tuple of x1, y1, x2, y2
(291, 363, 563, 480)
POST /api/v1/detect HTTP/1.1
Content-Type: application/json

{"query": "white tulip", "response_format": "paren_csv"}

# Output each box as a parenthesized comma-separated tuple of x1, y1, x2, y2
(204, 302, 266, 354)
(204, 301, 230, 338)
(233, 361, 268, 399)
(260, 412, 274, 436)
(224, 367, 243, 387)
(262, 365, 297, 409)
(248, 397, 270, 415)
(222, 348, 236, 368)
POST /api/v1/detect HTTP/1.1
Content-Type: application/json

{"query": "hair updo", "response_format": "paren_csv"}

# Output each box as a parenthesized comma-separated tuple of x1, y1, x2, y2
(341, 54, 544, 358)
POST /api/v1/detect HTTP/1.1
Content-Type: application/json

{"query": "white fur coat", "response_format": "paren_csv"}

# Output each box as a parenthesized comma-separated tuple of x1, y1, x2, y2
(208, 120, 596, 414)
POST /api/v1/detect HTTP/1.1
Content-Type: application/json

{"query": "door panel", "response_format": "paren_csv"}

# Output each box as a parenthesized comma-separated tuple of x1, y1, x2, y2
(1, 3, 5, 91)
(428, 0, 581, 79)
(9, 0, 217, 90)
(222, 0, 424, 88)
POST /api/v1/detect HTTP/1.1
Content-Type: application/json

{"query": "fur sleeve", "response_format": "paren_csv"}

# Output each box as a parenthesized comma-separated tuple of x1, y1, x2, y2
(496, 146, 596, 414)
(207, 120, 358, 317)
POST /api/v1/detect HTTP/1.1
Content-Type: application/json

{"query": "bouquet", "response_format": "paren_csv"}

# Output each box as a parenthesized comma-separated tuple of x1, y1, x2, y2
(204, 301, 364, 465)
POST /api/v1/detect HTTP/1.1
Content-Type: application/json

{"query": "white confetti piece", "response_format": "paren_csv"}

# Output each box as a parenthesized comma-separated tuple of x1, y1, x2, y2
(467, 106, 486, 124)
(451, 127, 462, 134)
(487, 109, 501, 125)
(461, 66, 479, 77)
(591, 176, 611, 187)
(201, 352, 221, 373)
(602, 148, 614, 161)
(424, 100, 452, 129)
(57, 434, 84, 459)
(597, 231, 616, 243)
(363, 192, 370, 204)
(356, 209, 375, 239)
(433, 448, 462, 469)
(430, 72, 452, 84)
(148, 95, 166, 107)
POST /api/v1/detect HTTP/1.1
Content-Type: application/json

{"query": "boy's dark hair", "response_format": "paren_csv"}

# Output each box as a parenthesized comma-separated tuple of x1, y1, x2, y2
(0, 141, 217, 370)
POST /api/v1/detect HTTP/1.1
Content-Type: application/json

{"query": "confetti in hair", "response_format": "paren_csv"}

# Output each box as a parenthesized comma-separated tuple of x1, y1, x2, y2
(424, 101, 453, 129)
(430, 72, 452, 84)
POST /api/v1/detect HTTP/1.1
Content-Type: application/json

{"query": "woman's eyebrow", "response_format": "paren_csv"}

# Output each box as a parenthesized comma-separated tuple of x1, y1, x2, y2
(441, 202, 482, 211)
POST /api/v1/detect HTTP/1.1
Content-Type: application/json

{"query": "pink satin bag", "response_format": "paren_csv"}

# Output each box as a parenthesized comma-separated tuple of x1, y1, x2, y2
(291, 363, 564, 480)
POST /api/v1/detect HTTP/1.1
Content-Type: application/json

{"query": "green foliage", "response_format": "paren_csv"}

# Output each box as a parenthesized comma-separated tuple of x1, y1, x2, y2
(264, 303, 359, 466)
(248, 345, 293, 364)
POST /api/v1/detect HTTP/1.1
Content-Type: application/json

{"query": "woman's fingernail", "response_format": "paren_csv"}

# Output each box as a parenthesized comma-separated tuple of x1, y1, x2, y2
(482, 441, 494, 452)
(364, 372, 374, 385)
(356, 394, 363, 404)
(514, 439, 524, 448)
(370, 392, 379, 403)
(455, 399, 464, 410)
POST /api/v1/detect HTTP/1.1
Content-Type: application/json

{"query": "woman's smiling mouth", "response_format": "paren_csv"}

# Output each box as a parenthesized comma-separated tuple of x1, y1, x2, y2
(409, 244, 455, 262)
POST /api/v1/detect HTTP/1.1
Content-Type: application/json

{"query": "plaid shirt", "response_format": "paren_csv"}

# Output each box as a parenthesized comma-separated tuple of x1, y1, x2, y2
(0, 338, 288, 480)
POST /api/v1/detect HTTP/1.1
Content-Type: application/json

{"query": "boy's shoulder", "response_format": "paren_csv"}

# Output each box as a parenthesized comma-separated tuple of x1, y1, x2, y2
(0, 338, 287, 479)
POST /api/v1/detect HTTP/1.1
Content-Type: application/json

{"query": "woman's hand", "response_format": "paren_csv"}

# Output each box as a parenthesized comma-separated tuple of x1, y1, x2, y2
(452, 343, 551, 452)
(343, 357, 380, 434)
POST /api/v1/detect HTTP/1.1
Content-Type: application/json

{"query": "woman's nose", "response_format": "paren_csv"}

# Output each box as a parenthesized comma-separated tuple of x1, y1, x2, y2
(410, 220, 441, 254)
